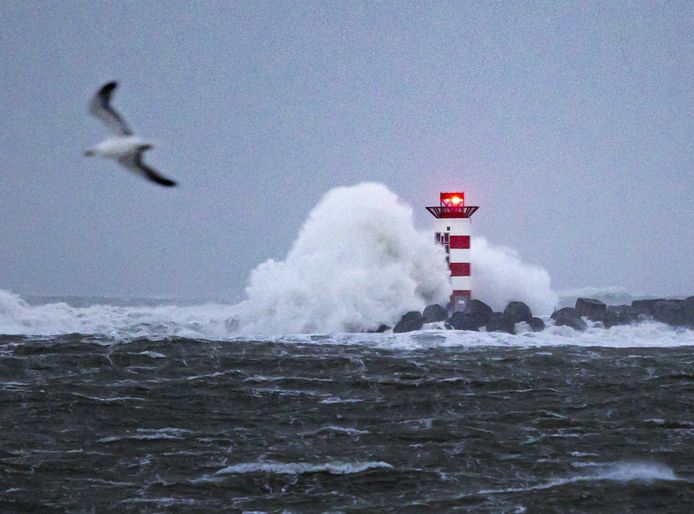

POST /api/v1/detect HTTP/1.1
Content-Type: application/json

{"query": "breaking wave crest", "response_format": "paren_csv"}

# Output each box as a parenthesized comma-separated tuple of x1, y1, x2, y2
(574, 462, 680, 482)
(473, 462, 683, 497)
(233, 182, 451, 334)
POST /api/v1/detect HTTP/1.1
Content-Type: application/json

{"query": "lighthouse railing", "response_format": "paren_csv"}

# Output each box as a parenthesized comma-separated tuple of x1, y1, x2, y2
(425, 206, 479, 218)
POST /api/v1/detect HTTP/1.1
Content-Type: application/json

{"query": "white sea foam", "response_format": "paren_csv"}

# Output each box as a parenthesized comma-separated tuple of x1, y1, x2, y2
(96, 428, 192, 443)
(2, 287, 693, 347)
(312, 321, 694, 349)
(137, 351, 166, 359)
(213, 460, 392, 476)
(0, 288, 234, 339)
(121, 498, 198, 507)
(300, 425, 370, 436)
(472, 461, 683, 497)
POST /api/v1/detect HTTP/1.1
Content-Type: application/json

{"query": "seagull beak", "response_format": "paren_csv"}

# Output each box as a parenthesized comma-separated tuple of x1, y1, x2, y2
(84, 150, 95, 157)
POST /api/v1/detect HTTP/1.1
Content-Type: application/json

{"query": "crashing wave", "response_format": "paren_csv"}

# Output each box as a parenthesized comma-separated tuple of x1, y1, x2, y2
(2, 183, 689, 343)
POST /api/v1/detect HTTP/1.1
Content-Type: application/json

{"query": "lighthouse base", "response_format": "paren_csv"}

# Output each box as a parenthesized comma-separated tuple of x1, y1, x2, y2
(450, 291, 471, 313)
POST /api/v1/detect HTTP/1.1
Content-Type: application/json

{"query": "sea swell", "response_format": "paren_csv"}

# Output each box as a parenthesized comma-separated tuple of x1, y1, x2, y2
(2, 335, 693, 512)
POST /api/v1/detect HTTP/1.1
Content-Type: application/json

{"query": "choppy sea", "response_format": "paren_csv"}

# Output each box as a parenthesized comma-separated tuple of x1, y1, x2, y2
(1, 293, 693, 512)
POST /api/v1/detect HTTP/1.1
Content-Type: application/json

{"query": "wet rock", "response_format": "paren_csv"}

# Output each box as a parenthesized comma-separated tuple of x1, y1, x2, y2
(575, 298, 607, 322)
(527, 317, 545, 332)
(449, 311, 478, 331)
(423, 304, 448, 323)
(464, 299, 493, 328)
(551, 307, 576, 320)
(372, 324, 390, 333)
(631, 299, 664, 317)
(393, 311, 424, 333)
(551, 307, 587, 331)
(486, 312, 515, 334)
(653, 300, 686, 327)
(684, 297, 694, 328)
(604, 305, 637, 328)
(504, 301, 532, 324)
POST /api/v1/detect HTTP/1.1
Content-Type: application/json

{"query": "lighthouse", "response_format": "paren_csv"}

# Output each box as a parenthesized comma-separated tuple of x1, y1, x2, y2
(426, 192, 479, 312)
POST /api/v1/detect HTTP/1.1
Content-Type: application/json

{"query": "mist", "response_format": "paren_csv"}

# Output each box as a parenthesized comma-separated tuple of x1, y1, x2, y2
(233, 183, 557, 333)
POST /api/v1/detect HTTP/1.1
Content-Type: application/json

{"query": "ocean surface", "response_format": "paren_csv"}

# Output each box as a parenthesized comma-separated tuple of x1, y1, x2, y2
(1, 294, 694, 512)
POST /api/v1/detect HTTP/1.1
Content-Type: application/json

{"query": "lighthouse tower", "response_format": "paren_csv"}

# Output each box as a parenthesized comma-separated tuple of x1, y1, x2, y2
(426, 192, 479, 312)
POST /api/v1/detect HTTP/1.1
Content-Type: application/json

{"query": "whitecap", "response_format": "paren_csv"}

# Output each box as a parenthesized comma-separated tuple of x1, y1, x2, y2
(300, 425, 370, 436)
(470, 461, 683, 498)
(213, 460, 392, 476)
(97, 428, 192, 443)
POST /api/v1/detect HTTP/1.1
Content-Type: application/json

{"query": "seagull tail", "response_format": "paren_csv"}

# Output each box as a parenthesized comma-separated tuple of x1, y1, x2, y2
(149, 174, 177, 187)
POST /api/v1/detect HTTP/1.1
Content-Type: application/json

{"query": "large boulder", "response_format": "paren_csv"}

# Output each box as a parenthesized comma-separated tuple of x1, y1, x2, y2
(527, 317, 546, 332)
(486, 312, 515, 334)
(551, 307, 576, 320)
(464, 299, 493, 328)
(449, 311, 478, 331)
(575, 298, 607, 322)
(631, 299, 664, 317)
(504, 301, 532, 324)
(604, 305, 637, 328)
(422, 304, 448, 323)
(653, 300, 686, 327)
(393, 311, 424, 333)
(551, 307, 587, 331)
(684, 297, 694, 328)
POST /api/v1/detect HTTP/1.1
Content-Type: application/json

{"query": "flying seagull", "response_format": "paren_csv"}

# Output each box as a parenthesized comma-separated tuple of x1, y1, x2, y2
(84, 81, 177, 187)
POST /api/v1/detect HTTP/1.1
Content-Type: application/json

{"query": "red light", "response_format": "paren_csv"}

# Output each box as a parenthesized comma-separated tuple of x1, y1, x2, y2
(440, 192, 465, 208)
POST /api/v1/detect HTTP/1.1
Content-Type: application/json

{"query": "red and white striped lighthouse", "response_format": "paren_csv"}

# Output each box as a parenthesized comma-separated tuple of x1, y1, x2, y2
(427, 192, 479, 312)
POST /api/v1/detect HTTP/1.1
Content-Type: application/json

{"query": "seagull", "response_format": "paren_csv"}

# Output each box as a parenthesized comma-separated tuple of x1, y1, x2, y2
(84, 81, 177, 187)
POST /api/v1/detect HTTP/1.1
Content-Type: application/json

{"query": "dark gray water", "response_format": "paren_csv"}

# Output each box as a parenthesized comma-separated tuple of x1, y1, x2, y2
(1, 335, 693, 512)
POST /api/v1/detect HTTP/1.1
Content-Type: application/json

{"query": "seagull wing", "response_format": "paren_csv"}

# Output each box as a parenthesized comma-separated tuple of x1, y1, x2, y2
(118, 151, 177, 187)
(88, 81, 133, 136)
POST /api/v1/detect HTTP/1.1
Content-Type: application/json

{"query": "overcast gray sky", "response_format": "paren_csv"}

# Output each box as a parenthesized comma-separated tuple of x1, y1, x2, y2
(1, 1, 692, 300)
